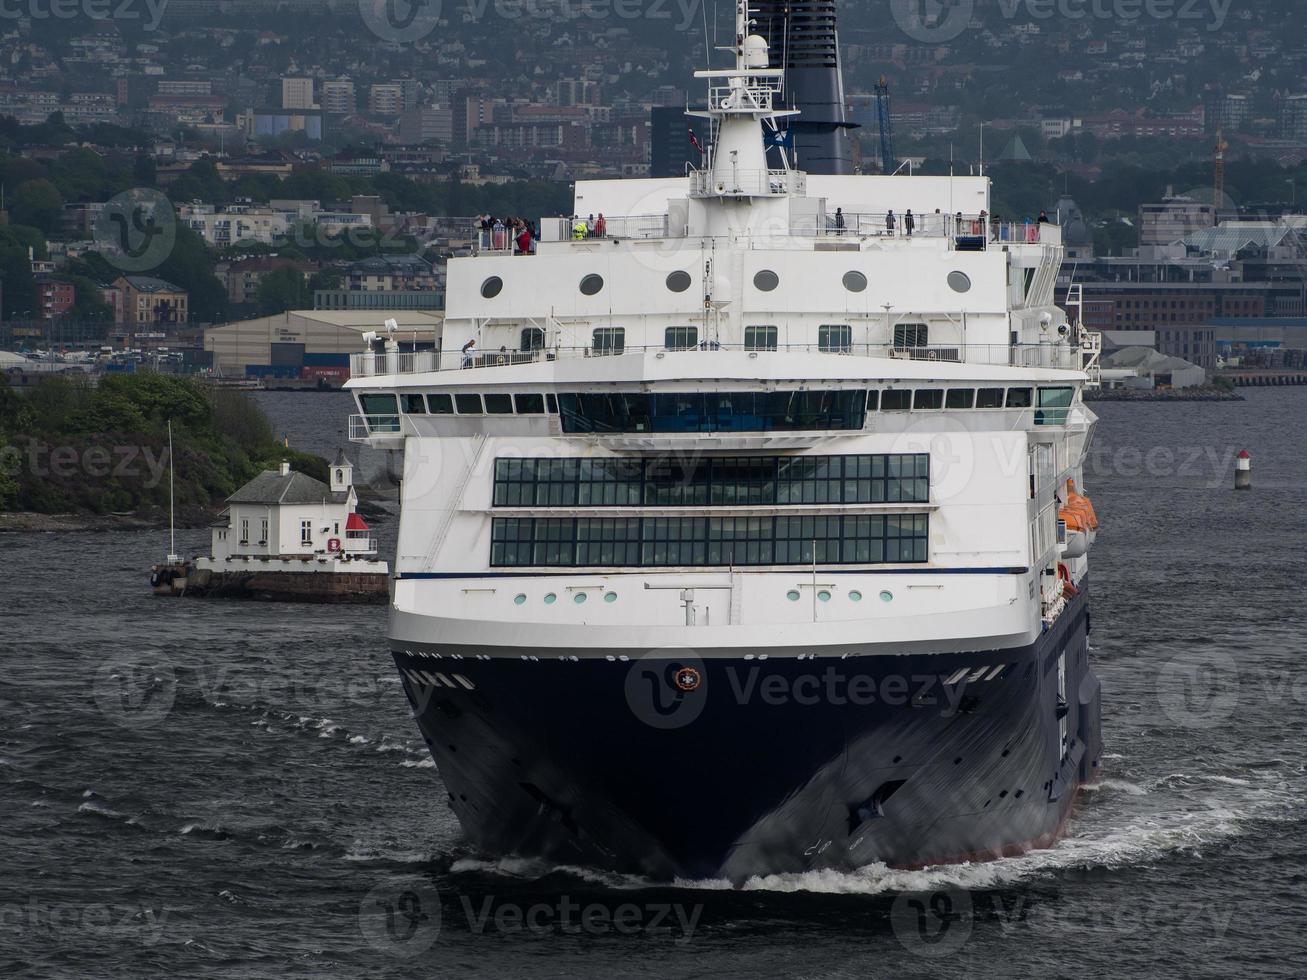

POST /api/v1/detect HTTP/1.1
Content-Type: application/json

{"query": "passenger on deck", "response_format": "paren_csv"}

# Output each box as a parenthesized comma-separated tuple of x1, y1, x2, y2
(834, 207, 845, 235)
(904, 209, 915, 237)
(595, 213, 607, 238)
(886, 209, 896, 236)
(461, 339, 477, 368)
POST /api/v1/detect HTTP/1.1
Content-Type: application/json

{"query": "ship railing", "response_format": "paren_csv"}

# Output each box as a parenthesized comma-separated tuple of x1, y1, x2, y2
(348, 414, 402, 441)
(814, 213, 1062, 247)
(351, 350, 442, 376)
(349, 342, 1085, 378)
(688, 169, 806, 198)
(540, 214, 672, 242)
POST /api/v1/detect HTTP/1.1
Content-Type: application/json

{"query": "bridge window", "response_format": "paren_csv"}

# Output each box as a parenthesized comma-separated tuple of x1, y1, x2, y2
(514, 393, 545, 414)
(819, 324, 853, 353)
(1006, 387, 1034, 408)
(976, 387, 1005, 408)
(1036, 386, 1074, 425)
(913, 389, 944, 410)
(665, 326, 698, 350)
(592, 327, 625, 355)
(945, 388, 975, 409)
(454, 393, 483, 414)
(484, 393, 514, 414)
(427, 393, 453, 414)
(559, 390, 866, 434)
(489, 514, 930, 568)
(359, 393, 397, 416)
(745, 325, 778, 351)
(880, 390, 911, 411)
(401, 393, 426, 414)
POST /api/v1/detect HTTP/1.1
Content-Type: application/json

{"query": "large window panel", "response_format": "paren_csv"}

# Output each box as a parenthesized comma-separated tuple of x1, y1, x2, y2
(489, 515, 929, 568)
(492, 453, 929, 508)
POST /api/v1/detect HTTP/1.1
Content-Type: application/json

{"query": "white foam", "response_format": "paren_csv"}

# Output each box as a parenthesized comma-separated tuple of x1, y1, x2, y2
(400, 757, 435, 769)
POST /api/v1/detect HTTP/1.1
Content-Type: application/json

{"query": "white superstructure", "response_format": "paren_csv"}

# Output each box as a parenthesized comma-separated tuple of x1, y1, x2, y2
(347, 1, 1097, 661)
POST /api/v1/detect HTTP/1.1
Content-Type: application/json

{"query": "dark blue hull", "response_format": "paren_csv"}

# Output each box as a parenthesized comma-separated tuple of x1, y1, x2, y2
(392, 589, 1100, 881)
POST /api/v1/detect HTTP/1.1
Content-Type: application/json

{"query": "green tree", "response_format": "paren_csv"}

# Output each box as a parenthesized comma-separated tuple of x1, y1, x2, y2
(255, 266, 311, 315)
(11, 179, 64, 236)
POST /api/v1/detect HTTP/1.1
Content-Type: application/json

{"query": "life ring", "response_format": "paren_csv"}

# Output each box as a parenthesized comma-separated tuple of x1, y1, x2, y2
(1057, 562, 1078, 598)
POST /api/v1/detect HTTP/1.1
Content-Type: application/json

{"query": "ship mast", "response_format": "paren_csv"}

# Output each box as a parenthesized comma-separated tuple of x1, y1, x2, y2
(689, 0, 799, 204)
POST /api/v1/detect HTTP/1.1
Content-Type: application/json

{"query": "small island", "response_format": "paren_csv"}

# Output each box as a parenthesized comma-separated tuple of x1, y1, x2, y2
(0, 372, 328, 531)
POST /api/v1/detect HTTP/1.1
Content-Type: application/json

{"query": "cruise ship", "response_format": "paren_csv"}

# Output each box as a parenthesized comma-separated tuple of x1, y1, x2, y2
(347, 2, 1104, 881)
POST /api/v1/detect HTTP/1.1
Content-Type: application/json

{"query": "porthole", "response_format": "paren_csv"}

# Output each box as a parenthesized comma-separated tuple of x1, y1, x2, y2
(579, 274, 604, 296)
(817, 590, 832, 602)
(665, 270, 691, 293)
(786, 590, 801, 602)
(753, 270, 779, 291)
(543, 593, 557, 605)
(842, 271, 868, 293)
(574, 592, 588, 604)
(879, 590, 894, 602)
(947, 271, 972, 293)
(603, 592, 618, 603)
(513, 594, 527, 605)
(480, 276, 503, 299)
(849, 590, 863, 602)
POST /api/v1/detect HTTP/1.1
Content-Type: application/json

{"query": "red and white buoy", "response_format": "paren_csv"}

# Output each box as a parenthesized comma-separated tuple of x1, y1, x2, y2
(1235, 449, 1252, 490)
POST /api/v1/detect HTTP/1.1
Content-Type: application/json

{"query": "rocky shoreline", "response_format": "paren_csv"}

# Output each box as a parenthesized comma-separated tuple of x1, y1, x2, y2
(1084, 385, 1244, 402)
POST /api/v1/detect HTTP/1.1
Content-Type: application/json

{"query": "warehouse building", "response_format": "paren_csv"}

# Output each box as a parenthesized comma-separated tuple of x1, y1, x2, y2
(204, 310, 442, 382)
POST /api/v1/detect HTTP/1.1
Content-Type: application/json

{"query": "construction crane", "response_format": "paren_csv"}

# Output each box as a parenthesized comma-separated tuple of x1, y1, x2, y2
(874, 75, 896, 175)
(1213, 128, 1228, 205)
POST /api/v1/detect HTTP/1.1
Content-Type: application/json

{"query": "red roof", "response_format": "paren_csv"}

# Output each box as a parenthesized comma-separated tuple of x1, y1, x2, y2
(346, 513, 369, 531)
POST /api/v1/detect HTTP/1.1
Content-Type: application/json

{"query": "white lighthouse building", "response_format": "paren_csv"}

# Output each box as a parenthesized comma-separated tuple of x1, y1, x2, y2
(199, 452, 386, 575)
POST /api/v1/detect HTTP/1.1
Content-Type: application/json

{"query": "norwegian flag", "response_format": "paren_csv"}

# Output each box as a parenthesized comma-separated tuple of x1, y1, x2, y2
(688, 128, 703, 153)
